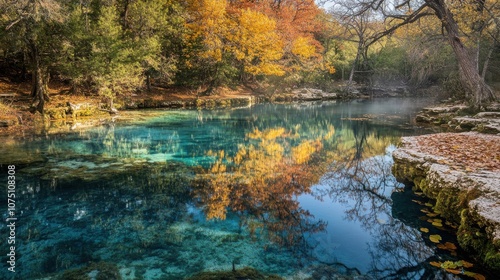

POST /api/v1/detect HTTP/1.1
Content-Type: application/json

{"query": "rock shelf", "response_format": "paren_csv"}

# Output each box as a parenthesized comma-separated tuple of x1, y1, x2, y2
(392, 132, 500, 271)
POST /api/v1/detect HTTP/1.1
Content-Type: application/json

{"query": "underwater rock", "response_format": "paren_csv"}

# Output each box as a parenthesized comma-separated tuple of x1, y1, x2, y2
(185, 267, 283, 280)
(392, 133, 500, 272)
(58, 262, 121, 280)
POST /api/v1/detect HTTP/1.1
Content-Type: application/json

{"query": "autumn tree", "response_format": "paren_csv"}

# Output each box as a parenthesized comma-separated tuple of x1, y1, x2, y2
(1, 0, 66, 113)
(324, 0, 499, 107)
(229, 8, 285, 79)
(183, 0, 232, 89)
(230, 0, 326, 86)
(183, 0, 327, 89)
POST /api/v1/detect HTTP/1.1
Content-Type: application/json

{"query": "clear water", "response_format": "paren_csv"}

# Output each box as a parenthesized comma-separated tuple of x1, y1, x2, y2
(0, 98, 487, 279)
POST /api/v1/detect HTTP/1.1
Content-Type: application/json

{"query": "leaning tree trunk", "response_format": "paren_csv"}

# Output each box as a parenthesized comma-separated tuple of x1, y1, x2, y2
(27, 38, 49, 114)
(428, 0, 496, 108)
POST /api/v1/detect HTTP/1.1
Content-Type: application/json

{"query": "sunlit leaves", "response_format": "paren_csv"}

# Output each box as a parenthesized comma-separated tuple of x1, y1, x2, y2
(183, 0, 324, 83)
(185, 0, 228, 62)
(415, 133, 500, 172)
(291, 36, 316, 59)
(231, 9, 285, 76)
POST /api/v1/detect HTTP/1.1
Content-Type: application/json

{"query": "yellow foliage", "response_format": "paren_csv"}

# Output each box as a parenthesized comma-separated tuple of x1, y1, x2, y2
(230, 9, 285, 76)
(185, 0, 228, 62)
(291, 37, 316, 59)
(323, 61, 336, 75)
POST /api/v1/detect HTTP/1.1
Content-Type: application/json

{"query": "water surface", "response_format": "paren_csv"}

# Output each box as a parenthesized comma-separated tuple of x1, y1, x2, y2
(0, 98, 486, 279)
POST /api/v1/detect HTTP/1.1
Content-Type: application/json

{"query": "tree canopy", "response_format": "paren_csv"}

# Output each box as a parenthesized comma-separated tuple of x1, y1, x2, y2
(1, 0, 499, 111)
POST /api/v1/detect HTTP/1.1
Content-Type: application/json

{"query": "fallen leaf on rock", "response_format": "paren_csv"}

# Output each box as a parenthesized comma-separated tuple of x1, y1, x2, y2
(414, 133, 500, 172)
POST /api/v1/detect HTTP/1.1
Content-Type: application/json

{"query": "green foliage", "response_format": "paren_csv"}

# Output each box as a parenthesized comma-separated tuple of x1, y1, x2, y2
(60, 1, 186, 104)
(370, 41, 408, 82)
(90, 5, 142, 105)
(325, 40, 358, 81)
(127, 0, 185, 85)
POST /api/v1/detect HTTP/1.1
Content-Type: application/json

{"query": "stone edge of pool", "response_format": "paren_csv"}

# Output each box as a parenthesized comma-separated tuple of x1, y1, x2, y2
(391, 133, 500, 272)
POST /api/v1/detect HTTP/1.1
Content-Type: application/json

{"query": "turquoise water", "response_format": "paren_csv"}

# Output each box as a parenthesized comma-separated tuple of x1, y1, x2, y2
(0, 99, 488, 279)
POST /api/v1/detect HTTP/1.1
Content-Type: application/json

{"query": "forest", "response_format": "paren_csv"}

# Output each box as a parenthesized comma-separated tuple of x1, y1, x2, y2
(1, 0, 499, 113)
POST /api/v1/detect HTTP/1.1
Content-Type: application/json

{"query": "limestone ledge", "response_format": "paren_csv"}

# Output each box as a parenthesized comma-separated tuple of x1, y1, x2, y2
(392, 135, 500, 271)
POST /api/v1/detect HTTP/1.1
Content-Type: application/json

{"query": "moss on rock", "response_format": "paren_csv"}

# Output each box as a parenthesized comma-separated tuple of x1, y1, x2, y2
(392, 135, 500, 273)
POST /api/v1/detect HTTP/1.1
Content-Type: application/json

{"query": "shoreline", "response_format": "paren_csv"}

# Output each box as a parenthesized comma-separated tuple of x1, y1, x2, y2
(392, 132, 500, 273)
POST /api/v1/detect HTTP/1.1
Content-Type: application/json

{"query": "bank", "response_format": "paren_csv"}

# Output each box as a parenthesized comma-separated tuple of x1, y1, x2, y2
(1, 80, 374, 137)
(392, 129, 500, 273)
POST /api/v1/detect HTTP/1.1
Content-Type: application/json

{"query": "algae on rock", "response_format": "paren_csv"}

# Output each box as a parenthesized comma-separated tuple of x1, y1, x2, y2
(392, 134, 500, 272)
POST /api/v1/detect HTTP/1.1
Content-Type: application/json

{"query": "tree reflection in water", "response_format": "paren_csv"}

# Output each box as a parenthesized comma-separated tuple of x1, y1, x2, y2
(317, 120, 452, 279)
(193, 126, 334, 256)
(193, 119, 464, 278)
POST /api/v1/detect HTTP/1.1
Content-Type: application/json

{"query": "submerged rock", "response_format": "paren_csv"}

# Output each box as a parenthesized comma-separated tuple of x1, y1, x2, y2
(186, 267, 283, 280)
(392, 132, 500, 272)
(58, 262, 121, 280)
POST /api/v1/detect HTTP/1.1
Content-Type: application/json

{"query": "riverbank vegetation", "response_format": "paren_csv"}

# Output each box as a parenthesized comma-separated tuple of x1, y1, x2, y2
(0, 0, 499, 115)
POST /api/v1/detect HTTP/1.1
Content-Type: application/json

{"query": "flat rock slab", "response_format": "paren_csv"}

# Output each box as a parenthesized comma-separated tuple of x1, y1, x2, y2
(451, 114, 500, 134)
(392, 132, 500, 270)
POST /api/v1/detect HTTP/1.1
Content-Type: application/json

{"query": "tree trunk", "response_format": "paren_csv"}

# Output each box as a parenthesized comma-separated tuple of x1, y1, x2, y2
(348, 40, 363, 87)
(146, 73, 151, 92)
(428, 0, 496, 108)
(27, 38, 49, 114)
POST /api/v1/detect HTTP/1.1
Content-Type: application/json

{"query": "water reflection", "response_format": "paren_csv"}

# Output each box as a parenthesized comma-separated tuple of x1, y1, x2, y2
(2, 99, 466, 279)
(193, 126, 334, 254)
